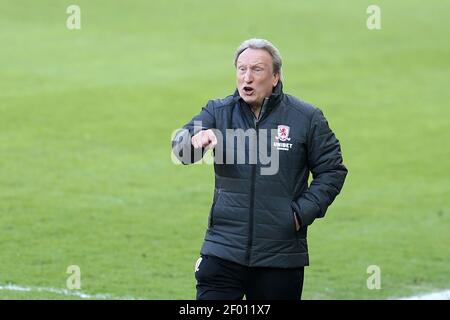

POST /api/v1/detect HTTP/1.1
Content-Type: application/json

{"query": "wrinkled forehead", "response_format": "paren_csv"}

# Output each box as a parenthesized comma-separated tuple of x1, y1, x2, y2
(236, 48, 273, 67)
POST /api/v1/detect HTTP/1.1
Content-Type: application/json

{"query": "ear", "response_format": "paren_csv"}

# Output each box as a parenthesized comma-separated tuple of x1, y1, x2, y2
(272, 73, 280, 87)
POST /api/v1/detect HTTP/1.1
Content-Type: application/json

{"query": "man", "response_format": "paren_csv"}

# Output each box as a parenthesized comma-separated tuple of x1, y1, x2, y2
(172, 39, 348, 300)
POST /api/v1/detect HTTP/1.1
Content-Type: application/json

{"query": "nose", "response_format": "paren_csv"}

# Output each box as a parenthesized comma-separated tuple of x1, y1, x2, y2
(243, 69, 253, 83)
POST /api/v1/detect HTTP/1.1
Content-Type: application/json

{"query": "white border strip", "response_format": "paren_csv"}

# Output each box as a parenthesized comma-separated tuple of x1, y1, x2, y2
(0, 284, 140, 300)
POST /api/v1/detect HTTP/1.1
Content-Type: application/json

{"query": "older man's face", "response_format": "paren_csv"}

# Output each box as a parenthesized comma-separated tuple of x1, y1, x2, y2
(236, 48, 280, 109)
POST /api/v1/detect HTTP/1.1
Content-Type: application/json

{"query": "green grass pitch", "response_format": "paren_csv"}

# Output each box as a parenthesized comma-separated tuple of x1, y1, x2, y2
(0, 0, 448, 299)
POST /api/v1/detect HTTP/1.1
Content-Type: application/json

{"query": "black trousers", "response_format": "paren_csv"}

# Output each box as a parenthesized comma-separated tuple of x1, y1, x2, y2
(195, 255, 304, 300)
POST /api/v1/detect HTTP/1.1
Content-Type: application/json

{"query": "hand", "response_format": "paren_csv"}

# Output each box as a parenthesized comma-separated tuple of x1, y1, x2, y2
(191, 129, 217, 150)
(294, 212, 301, 231)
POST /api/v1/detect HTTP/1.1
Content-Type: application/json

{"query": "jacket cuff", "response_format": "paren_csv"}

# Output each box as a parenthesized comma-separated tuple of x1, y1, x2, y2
(291, 198, 321, 227)
(291, 202, 303, 228)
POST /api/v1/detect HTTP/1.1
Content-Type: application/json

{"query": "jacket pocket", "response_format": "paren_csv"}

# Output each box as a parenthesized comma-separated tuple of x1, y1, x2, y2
(209, 189, 222, 228)
(292, 210, 299, 234)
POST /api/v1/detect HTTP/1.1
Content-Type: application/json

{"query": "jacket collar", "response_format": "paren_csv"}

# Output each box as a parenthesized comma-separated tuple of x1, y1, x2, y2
(233, 81, 284, 116)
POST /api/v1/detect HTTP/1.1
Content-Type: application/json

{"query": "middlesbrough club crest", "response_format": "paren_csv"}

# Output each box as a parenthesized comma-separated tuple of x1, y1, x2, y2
(275, 125, 291, 142)
(274, 125, 293, 151)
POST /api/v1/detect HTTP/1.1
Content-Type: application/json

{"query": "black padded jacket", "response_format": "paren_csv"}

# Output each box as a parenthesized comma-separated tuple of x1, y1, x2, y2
(172, 82, 348, 268)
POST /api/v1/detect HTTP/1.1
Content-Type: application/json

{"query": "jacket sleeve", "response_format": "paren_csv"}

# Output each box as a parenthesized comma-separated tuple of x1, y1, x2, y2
(291, 108, 348, 226)
(171, 100, 216, 164)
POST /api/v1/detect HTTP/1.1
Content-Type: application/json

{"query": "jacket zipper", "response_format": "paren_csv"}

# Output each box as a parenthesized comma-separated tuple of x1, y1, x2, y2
(245, 98, 268, 265)
(246, 120, 258, 265)
(209, 189, 221, 228)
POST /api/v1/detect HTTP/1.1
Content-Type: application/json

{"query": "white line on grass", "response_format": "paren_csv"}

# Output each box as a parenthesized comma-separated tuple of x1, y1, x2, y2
(2, 283, 449, 300)
(0, 283, 140, 300)
(396, 289, 450, 300)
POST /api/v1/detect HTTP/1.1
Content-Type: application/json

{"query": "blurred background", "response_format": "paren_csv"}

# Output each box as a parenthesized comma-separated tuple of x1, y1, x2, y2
(0, 0, 448, 299)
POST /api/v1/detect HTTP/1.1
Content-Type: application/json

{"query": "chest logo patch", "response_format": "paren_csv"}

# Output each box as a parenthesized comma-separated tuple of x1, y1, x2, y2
(274, 125, 293, 151)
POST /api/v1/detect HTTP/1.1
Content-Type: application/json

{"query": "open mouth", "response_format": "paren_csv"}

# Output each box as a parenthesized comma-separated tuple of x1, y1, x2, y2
(243, 86, 254, 95)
